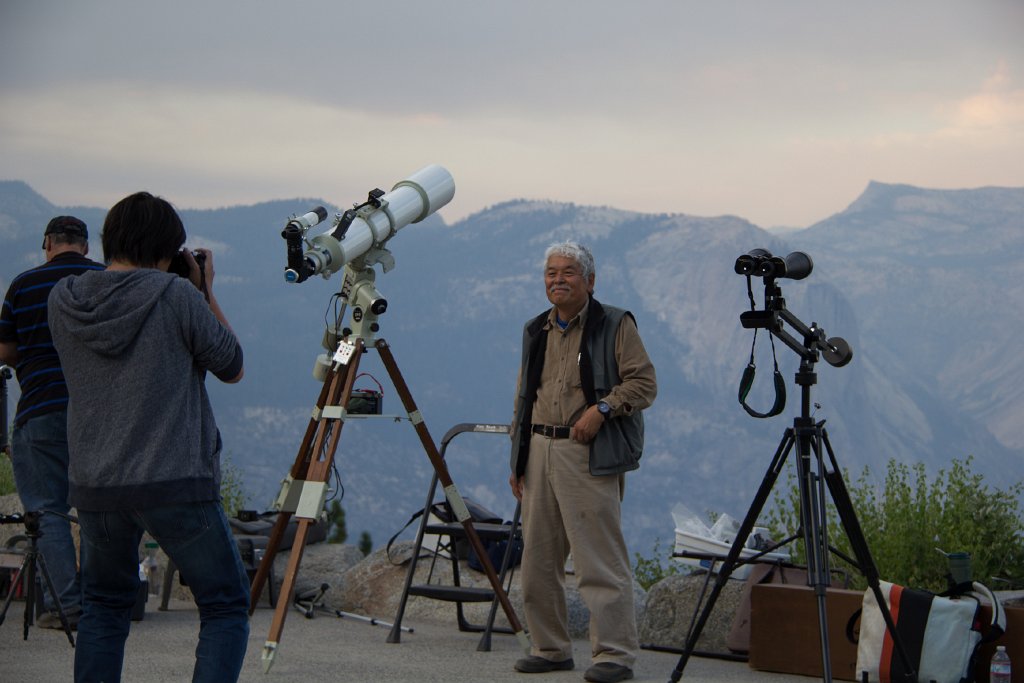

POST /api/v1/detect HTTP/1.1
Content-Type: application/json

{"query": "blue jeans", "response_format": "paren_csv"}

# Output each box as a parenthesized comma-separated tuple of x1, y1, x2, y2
(75, 502, 250, 683)
(10, 410, 81, 613)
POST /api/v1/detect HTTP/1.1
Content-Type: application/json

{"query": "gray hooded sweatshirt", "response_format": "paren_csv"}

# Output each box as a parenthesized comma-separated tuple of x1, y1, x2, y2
(48, 268, 241, 511)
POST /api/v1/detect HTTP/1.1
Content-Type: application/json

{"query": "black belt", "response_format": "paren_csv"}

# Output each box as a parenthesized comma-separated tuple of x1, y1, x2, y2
(532, 424, 572, 439)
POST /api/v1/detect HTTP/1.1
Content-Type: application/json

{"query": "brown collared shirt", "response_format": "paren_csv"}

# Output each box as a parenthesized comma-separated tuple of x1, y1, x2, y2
(531, 305, 656, 427)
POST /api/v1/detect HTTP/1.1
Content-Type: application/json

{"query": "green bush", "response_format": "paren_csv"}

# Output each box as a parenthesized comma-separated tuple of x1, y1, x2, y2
(764, 456, 1024, 592)
(219, 454, 248, 518)
(633, 537, 684, 590)
(358, 531, 372, 557)
(326, 500, 348, 544)
(0, 450, 15, 496)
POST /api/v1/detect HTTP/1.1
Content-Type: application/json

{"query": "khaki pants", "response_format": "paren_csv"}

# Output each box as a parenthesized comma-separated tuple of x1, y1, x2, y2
(520, 433, 637, 667)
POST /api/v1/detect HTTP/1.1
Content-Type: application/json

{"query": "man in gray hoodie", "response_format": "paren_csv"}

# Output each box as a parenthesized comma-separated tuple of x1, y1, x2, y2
(48, 191, 249, 683)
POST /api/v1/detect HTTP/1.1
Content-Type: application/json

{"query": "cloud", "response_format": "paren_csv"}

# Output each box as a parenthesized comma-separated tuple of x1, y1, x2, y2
(945, 59, 1024, 132)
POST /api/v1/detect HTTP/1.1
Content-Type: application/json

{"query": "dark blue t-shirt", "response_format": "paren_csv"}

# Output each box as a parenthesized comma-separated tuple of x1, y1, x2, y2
(0, 252, 105, 426)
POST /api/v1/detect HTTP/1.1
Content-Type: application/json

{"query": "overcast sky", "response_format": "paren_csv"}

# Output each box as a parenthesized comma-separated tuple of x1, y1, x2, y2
(1, 1, 1022, 229)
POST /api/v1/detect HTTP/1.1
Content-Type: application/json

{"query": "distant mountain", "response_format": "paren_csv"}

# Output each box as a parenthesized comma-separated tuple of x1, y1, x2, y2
(1, 180, 1021, 561)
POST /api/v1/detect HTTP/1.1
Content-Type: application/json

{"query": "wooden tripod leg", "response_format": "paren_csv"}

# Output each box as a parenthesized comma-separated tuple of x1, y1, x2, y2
(249, 376, 337, 612)
(261, 519, 313, 671)
(375, 339, 531, 653)
(257, 341, 363, 671)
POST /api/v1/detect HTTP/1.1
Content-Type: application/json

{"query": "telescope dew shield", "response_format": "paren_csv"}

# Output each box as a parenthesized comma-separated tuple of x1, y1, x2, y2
(293, 164, 455, 282)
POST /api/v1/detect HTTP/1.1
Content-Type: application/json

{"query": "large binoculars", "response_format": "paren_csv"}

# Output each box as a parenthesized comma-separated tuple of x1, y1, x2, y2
(734, 248, 813, 280)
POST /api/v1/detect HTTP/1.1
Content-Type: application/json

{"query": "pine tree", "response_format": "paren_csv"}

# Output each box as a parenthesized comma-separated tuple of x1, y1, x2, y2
(326, 500, 348, 544)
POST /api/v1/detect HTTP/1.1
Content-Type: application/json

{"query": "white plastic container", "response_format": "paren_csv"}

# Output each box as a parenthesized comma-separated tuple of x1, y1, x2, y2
(673, 527, 790, 580)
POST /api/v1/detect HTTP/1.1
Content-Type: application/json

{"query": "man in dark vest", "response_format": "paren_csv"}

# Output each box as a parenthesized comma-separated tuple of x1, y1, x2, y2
(509, 241, 657, 683)
(0, 216, 105, 628)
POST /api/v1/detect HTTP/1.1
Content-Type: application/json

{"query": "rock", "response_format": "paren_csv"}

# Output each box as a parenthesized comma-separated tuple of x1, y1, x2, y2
(332, 543, 647, 641)
(638, 573, 743, 655)
(273, 541, 365, 599)
(0, 494, 24, 548)
(167, 539, 366, 607)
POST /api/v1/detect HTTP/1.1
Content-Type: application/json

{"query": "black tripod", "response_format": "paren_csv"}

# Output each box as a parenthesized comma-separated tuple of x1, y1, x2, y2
(667, 275, 916, 683)
(0, 511, 76, 646)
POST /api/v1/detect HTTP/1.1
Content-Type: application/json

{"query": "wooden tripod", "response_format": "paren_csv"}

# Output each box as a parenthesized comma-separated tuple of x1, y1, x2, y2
(248, 335, 529, 671)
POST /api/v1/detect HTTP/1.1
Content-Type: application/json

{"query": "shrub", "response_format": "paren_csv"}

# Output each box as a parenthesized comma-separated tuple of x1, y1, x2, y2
(0, 451, 15, 496)
(633, 537, 684, 590)
(358, 531, 372, 557)
(764, 456, 1024, 591)
(326, 500, 348, 544)
(219, 454, 248, 518)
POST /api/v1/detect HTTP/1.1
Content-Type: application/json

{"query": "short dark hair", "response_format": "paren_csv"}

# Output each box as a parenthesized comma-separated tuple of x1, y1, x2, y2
(102, 192, 185, 267)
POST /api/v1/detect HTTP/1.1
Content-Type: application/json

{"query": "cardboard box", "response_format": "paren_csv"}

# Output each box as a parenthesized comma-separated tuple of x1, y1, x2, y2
(749, 582, 864, 681)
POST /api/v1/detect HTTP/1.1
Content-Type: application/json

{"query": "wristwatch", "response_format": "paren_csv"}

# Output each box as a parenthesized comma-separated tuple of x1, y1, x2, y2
(597, 401, 611, 418)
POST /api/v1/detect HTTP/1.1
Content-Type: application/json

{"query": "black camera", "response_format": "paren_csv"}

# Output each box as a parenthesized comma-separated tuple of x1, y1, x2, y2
(168, 249, 206, 278)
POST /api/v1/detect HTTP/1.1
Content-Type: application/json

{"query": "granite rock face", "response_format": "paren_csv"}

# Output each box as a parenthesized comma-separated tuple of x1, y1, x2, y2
(638, 573, 743, 655)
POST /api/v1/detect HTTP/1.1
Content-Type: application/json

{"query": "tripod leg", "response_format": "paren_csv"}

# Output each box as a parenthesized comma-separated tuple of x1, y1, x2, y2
(259, 340, 362, 671)
(250, 373, 339, 613)
(819, 429, 917, 682)
(34, 552, 76, 646)
(669, 428, 796, 682)
(262, 520, 315, 670)
(0, 560, 27, 628)
(22, 547, 37, 639)
(376, 339, 530, 654)
(795, 421, 834, 682)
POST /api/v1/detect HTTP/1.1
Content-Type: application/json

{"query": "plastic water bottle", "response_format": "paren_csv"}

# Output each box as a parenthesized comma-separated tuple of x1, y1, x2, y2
(143, 541, 161, 596)
(991, 645, 1012, 683)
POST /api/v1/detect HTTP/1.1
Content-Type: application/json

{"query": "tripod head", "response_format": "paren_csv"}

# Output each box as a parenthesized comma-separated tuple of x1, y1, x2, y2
(0, 509, 76, 537)
(0, 511, 40, 536)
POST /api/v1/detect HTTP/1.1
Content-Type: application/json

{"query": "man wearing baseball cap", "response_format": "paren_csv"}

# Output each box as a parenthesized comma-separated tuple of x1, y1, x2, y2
(0, 215, 104, 629)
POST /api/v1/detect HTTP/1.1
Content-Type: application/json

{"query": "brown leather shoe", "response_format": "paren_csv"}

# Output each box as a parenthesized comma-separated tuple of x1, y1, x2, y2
(514, 656, 575, 673)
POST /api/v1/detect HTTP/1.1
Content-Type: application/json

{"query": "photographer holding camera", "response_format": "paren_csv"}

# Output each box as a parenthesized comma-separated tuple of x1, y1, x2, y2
(48, 192, 249, 683)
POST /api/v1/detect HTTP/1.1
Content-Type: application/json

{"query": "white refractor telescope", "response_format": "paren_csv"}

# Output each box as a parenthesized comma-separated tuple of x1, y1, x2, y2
(282, 164, 455, 283)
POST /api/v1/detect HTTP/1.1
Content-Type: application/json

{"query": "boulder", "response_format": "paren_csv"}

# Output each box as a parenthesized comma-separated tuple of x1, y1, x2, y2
(0, 494, 23, 548)
(638, 573, 743, 655)
(333, 543, 647, 640)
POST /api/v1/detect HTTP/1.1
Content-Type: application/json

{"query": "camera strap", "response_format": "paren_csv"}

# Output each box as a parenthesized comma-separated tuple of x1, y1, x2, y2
(738, 276, 786, 418)
(198, 267, 210, 303)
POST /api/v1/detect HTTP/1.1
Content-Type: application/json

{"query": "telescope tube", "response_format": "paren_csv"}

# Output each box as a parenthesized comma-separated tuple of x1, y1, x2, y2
(299, 165, 455, 280)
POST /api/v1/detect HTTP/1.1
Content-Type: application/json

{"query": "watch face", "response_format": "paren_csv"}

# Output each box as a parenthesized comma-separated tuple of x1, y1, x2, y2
(598, 401, 610, 414)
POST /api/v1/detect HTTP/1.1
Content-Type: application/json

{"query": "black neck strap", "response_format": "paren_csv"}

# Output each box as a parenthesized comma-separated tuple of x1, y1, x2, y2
(738, 275, 786, 418)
